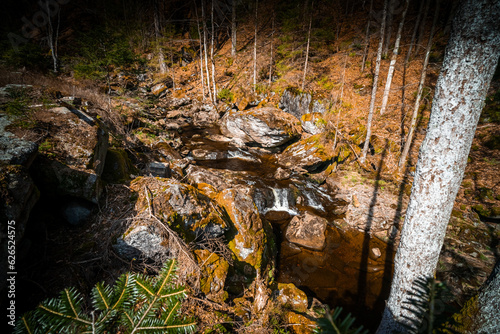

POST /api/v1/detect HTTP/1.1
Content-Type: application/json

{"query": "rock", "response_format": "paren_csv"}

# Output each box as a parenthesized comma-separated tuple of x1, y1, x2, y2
(130, 177, 228, 240)
(276, 283, 309, 312)
(279, 88, 328, 119)
(352, 195, 360, 207)
(275, 167, 291, 180)
(101, 148, 135, 183)
(151, 77, 173, 97)
(219, 107, 301, 148)
(195, 249, 229, 303)
(0, 116, 38, 167)
(285, 212, 327, 251)
(114, 225, 165, 260)
(146, 162, 171, 178)
(153, 142, 182, 162)
(60, 199, 94, 226)
(215, 187, 270, 270)
(301, 112, 326, 135)
(286, 311, 317, 334)
(371, 247, 382, 259)
(278, 134, 334, 172)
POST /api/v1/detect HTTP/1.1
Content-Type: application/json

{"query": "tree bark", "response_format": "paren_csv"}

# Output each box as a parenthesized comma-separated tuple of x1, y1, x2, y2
(301, 1, 313, 92)
(398, 0, 439, 170)
(361, 0, 373, 72)
(360, 0, 388, 164)
(376, 1, 500, 332)
(231, 0, 237, 57)
(380, 0, 410, 115)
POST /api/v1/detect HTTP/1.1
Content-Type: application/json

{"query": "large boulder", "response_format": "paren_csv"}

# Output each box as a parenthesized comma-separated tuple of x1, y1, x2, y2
(31, 106, 108, 203)
(219, 107, 302, 148)
(285, 212, 328, 250)
(279, 88, 329, 119)
(278, 134, 334, 173)
(130, 177, 228, 240)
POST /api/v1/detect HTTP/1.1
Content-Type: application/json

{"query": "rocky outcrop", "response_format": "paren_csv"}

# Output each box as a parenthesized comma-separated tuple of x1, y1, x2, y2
(285, 212, 328, 250)
(130, 177, 228, 240)
(219, 107, 302, 148)
(278, 134, 334, 173)
(279, 88, 329, 119)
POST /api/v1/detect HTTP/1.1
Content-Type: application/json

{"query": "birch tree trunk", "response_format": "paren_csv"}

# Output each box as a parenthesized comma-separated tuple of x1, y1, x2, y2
(201, 0, 212, 102)
(211, 0, 216, 101)
(46, 2, 60, 73)
(253, 0, 258, 92)
(360, 0, 388, 164)
(194, 1, 205, 99)
(376, 1, 500, 332)
(398, 0, 439, 170)
(231, 0, 237, 57)
(154, 0, 167, 75)
(301, 1, 313, 92)
(361, 0, 373, 72)
(379, 0, 410, 115)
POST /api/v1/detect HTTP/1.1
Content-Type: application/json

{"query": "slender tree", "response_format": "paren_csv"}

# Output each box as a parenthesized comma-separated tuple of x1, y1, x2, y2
(153, 0, 167, 75)
(361, 0, 374, 72)
(302, 1, 313, 91)
(399, 0, 439, 169)
(360, 0, 388, 164)
(379, 0, 410, 115)
(201, 0, 213, 101)
(382, 0, 395, 57)
(231, 0, 237, 57)
(415, 0, 430, 56)
(253, 0, 258, 92)
(376, 0, 500, 332)
(211, 0, 216, 101)
(194, 0, 206, 99)
(45, 0, 60, 73)
(269, 10, 275, 86)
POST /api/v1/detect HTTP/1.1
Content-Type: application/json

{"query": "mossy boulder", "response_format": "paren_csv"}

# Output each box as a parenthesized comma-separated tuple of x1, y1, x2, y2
(219, 107, 302, 148)
(195, 249, 229, 303)
(102, 148, 136, 183)
(130, 177, 229, 241)
(301, 112, 326, 135)
(276, 283, 308, 313)
(215, 187, 270, 271)
(278, 134, 334, 172)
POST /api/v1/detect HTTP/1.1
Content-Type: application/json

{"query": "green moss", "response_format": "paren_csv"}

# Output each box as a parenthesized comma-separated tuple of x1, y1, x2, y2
(472, 204, 491, 217)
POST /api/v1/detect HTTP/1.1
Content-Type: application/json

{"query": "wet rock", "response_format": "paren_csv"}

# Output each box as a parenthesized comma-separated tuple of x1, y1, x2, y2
(276, 283, 309, 312)
(285, 212, 327, 251)
(195, 249, 229, 303)
(278, 134, 334, 172)
(274, 167, 291, 180)
(0, 116, 38, 167)
(215, 187, 269, 270)
(219, 107, 301, 148)
(114, 225, 165, 260)
(131, 177, 228, 240)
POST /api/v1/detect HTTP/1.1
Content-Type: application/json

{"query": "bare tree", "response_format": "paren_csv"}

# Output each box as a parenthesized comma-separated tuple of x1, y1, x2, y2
(361, 0, 374, 72)
(194, 0, 206, 99)
(153, 0, 167, 75)
(376, 0, 500, 332)
(269, 10, 275, 86)
(211, 0, 216, 101)
(399, 0, 440, 170)
(382, 0, 395, 57)
(415, 0, 430, 56)
(45, 0, 60, 73)
(253, 0, 258, 91)
(231, 0, 237, 57)
(201, 0, 213, 101)
(379, 0, 410, 115)
(301, 1, 313, 91)
(360, 0, 388, 164)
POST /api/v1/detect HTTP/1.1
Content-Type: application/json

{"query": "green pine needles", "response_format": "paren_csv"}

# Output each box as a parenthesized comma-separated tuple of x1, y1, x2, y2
(15, 259, 196, 334)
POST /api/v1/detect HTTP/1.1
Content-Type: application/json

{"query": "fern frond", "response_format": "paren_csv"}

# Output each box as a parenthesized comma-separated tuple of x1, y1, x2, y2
(314, 306, 368, 334)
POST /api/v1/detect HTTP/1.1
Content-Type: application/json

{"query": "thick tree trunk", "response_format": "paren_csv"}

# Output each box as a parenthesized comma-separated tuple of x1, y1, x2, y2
(231, 0, 237, 57)
(361, 0, 373, 73)
(360, 0, 388, 164)
(380, 0, 410, 115)
(376, 1, 500, 332)
(399, 0, 439, 170)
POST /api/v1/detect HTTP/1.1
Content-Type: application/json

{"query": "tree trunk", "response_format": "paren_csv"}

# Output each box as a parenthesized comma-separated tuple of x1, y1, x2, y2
(194, 0, 205, 99)
(415, 0, 430, 56)
(154, 0, 167, 75)
(231, 0, 237, 57)
(253, 0, 258, 92)
(46, 1, 60, 73)
(456, 259, 500, 333)
(360, 0, 388, 164)
(382, 0, 395, 57)
(269, 11, 274, 86)
(211, 0, 216, 101)
(361, 0, 373, 72)
(406, 0, 426, 62)
(376, 1, 500, 332)
(301, 1, 313, 92)
(201, 0, 212, 102)
(380, 0, 410, 115)
(398, 0, 439, 170)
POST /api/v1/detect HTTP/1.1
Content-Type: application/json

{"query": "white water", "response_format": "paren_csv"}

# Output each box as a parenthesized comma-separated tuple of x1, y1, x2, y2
(303, 190, 324, 211)
(264, 188, 298, 215)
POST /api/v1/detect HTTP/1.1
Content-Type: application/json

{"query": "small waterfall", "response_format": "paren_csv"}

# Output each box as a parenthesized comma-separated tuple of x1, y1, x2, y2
(265, 188, 298, 215)
(303, 190, 324, 211)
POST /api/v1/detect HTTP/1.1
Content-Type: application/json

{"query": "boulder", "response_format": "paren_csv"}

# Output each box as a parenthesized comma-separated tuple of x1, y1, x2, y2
(0, 116, 38, 167)
(153, 142, 182, 162)
(285, 212, 328, 250)
(195, 249, 229, 303)
(219, 107, 301, 148)
(101, 148, 136, 183)
(276, 283, 309, 312)
(278, 134, 334, 172)
(215, 187, 270, 270)
(279, 88, 329, 119)
(114, 225, 165, 260)
(301, 112, 326, 135)
(130, 177, 228, 240)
